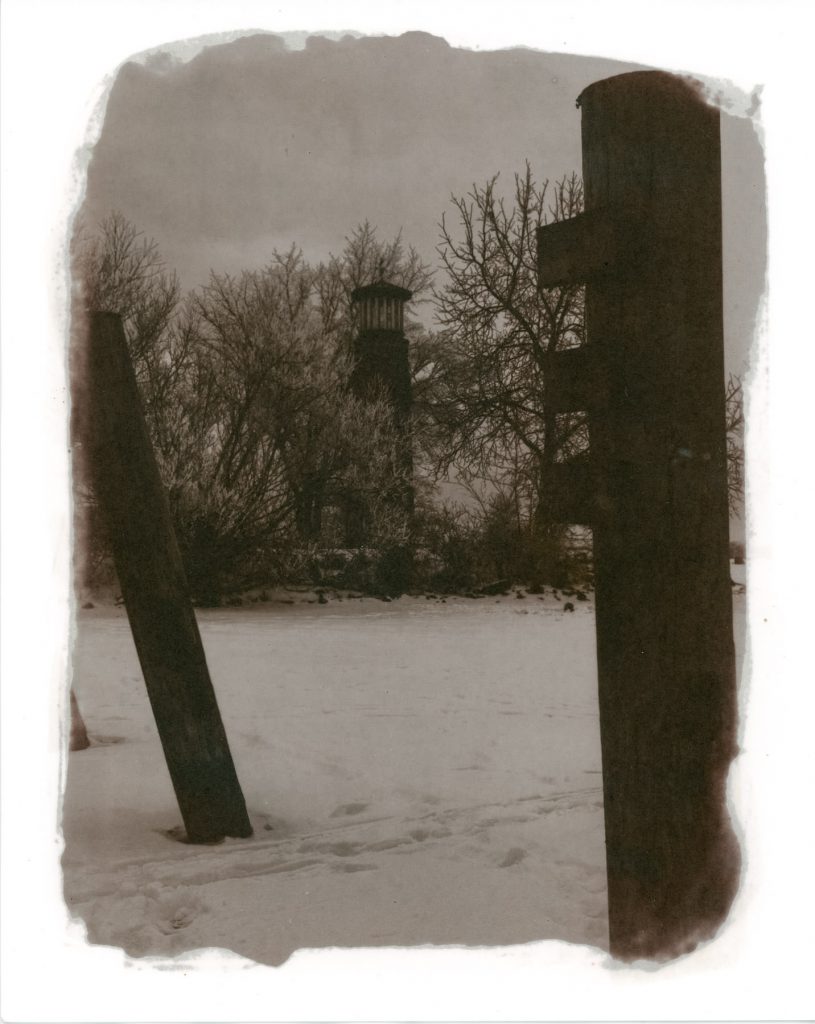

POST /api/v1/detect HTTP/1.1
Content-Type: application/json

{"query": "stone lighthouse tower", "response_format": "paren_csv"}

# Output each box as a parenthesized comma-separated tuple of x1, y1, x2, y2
(349, 277, 413, 422)
(346, 277, 414, 587)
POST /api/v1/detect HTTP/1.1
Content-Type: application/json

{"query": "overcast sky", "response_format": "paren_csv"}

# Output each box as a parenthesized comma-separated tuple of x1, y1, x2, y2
(80, 30, 765, 376)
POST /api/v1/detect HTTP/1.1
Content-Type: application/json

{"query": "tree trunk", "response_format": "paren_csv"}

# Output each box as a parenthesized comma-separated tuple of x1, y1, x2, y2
(296, 476, 325, 543)
(532, 421, 566, 587)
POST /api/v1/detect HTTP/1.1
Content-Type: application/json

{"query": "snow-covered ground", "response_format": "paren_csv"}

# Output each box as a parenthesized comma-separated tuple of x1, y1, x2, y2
(62, 585, 746, 966)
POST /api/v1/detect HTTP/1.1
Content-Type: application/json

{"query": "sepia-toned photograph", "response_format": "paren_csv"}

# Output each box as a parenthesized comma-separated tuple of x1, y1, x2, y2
(60, 27, 764, 968)
(8, 3, 812, 1020)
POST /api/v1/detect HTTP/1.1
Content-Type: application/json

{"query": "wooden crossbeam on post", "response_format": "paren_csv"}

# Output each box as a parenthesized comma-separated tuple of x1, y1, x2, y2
(536, 206, 650, 289)
(78, 311, 252, 844)
(538, 71, 739, 960)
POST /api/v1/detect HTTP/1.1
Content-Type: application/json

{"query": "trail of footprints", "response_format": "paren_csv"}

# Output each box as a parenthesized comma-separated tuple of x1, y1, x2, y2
(67, 787, 606, 947)
(66, 784, 603, 916)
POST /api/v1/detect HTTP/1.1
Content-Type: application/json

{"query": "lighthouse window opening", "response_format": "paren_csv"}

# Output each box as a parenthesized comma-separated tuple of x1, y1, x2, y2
(354, 292, 409, 332)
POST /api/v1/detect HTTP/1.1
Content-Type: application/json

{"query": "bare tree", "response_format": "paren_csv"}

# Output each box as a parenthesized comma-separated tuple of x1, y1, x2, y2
(315, 220, 434, 345)
(73, 212, 180, 398)
(71, 214, 182, 590)
(725, 373, 745, 517)
(434, 165, 586, 584)
(73, 214, 443, 599)
(183, 244, 427, 596)
(178, 252, 337, 597)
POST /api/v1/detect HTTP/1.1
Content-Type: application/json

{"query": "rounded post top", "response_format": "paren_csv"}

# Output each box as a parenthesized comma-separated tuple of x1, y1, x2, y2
(577, 69, 714, 113)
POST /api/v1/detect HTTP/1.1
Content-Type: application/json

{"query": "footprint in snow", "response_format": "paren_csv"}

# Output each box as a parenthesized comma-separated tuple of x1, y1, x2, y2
(365, 837, 412, 852)
(330, 802, 369, 817)
(299, 839, 366, 857)
(147, 887, 205, 934)
(498, 847, 527, 868)
(90, 734, 127, 747)
(332, 862, 378, 873)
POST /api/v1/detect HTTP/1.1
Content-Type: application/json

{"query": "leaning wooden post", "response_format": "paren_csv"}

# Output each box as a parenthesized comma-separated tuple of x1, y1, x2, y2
(79, 311, 252, 844)
(69, 689, 90, 752)
(538, 71, 738, 959)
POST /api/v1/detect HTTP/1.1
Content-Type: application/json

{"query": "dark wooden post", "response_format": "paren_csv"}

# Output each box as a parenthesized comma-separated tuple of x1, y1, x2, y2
(79, 311, 252, 844)
(538, 71, 738, 959)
